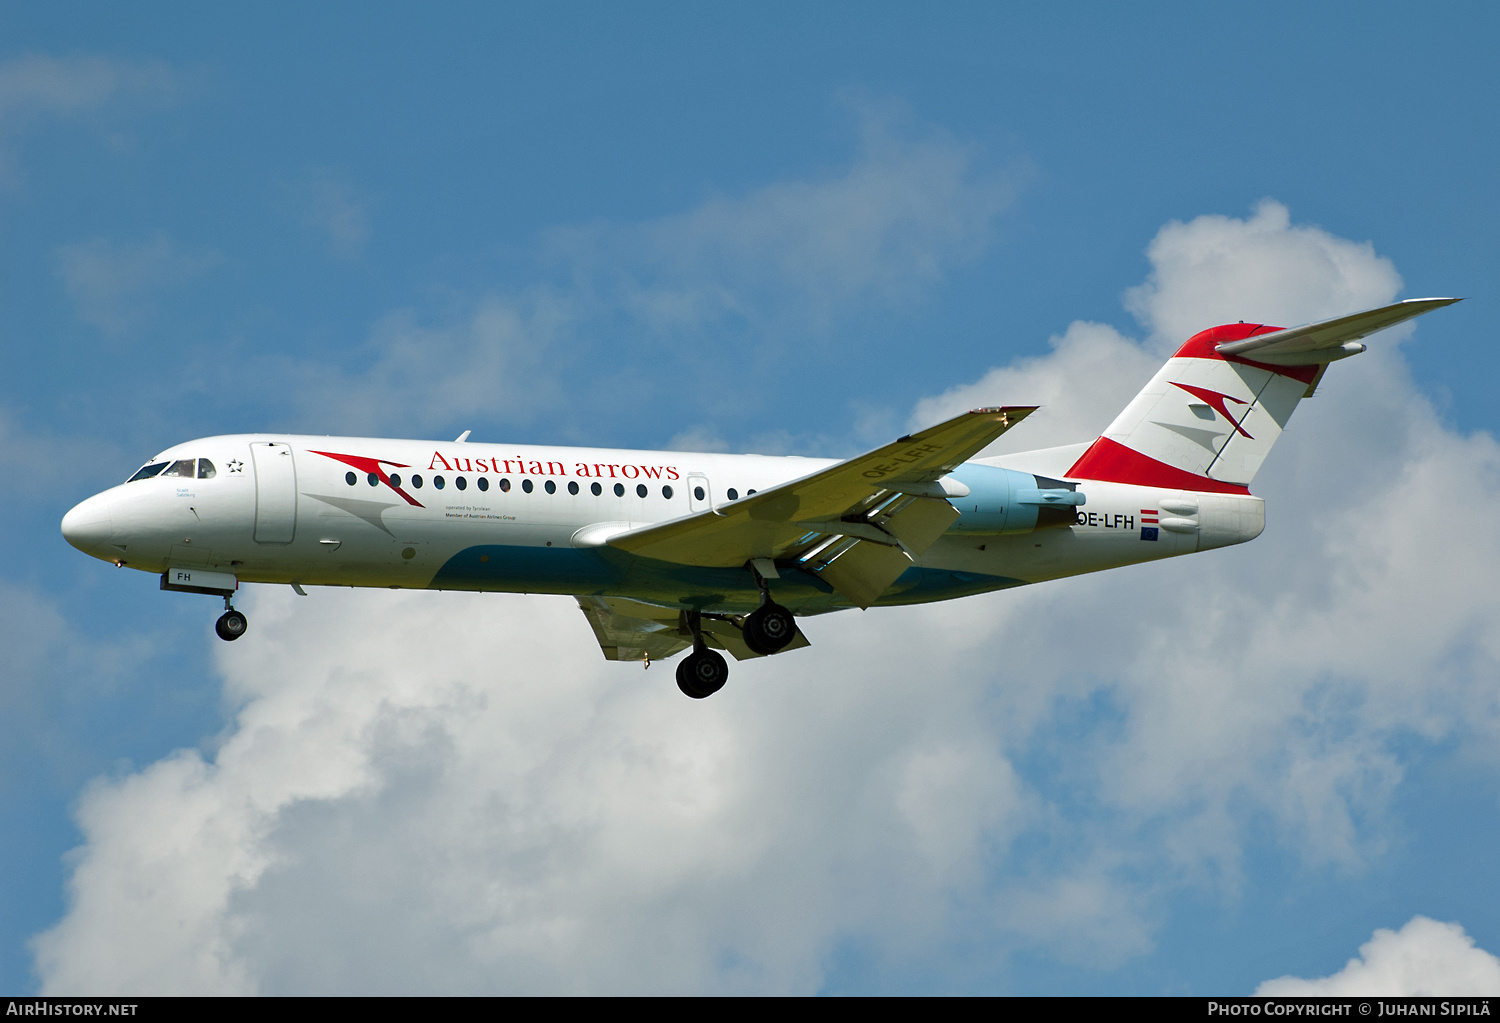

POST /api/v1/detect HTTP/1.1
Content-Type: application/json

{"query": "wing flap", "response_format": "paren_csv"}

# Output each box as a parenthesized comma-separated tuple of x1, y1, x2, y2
(575, 596, 691, 662)
(699, 615, 812, 661)
(1215, 297, 1460, 364)
(816, 541, 915, 610)
(883, 493, 962, 550)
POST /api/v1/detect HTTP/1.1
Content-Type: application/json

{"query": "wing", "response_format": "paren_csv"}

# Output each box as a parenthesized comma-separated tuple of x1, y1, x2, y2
(575, 595, 810, 662)
(604, 406, 1036, 608)
(576, 595, 692, 663)
(1215, 297, 1460, 364)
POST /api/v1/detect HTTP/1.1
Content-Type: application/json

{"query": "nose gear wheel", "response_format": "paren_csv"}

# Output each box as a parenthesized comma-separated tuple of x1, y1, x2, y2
(215, 609, 248, 642)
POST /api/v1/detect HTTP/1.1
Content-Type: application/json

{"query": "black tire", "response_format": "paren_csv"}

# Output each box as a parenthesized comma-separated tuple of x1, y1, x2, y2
(743, 603, 796, 655)
(676, 649, 728, 698)
(676, 658, 707, 699)
(215, 610, 248, 642)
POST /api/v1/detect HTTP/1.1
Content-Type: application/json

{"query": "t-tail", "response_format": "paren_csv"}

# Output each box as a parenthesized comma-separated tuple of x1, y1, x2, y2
(1066, 298, 1461, 493)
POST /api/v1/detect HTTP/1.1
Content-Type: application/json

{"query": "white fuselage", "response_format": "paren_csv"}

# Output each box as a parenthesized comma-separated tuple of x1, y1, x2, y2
(61, 433, 1264, 615)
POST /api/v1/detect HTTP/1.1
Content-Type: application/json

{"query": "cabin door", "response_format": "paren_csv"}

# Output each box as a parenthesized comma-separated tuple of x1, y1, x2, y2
(251, 442, 298, 544)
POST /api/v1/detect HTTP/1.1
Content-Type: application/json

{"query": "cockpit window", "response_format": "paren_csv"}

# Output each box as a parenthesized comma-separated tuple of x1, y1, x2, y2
(161, 458, 197, 478)
(197, 459, 217, 479)
(126, 461, 169, 483)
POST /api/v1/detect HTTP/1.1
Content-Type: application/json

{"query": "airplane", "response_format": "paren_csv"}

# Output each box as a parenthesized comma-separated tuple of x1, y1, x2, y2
(61, 298, 1458, 698)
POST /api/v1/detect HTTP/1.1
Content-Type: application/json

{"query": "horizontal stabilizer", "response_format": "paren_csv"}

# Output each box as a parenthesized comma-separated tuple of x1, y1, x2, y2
(1068, 295, 1459, 491)
(1215, 297, 1460, 365)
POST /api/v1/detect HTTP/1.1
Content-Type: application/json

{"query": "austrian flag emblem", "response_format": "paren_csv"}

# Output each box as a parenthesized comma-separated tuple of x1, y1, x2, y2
(1140, 508, 1159, 542)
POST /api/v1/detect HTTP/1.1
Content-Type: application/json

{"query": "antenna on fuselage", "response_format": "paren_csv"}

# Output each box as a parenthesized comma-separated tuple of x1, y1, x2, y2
(454, 430, 471, 443)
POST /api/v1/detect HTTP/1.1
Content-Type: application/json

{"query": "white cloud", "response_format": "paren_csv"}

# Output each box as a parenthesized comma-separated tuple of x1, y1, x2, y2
(299, 101, 1022, 436)
(1124, 199, 1404, 350)
(0, 54, 175, 183)
(54, 235, 220, 337)
(32, 589, 1042, 994)
(293, 292, 571, 436)
(0, 575, 159, 811)
(287, 170, 372, 260)
(585, 99, 1022, 335)
(0, 407, 126, 501)
(907, 320, 1159, 454)
(1257, 917, 1500, 996)
(665, 425, 730, 453)
(34, 203, 1500, 994)
(0, 55, 171, 122)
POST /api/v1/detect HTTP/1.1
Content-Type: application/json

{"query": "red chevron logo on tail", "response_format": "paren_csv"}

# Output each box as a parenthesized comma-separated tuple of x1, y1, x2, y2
(1172, 382, 1253, 439)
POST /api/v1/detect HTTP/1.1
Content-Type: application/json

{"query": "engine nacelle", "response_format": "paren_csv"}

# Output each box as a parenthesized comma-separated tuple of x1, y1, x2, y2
(944, 464, 1085, 535)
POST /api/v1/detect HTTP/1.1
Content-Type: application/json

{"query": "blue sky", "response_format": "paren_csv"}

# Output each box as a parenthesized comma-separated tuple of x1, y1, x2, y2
(4, 2, 1500, 994)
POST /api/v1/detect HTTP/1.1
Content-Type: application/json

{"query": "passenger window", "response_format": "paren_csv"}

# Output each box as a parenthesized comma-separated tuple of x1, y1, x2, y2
(636, 484, 647, 498)
(591, 482, 602, 496)
(726, 488, 738, 501)
(568, 481, 579, 495)
(521, 478, 533, 493)
(613, 483, 625, 497)
(127, 461, 169, 483)
(389, 474, 402, 488)
(412, 474, 424, 489)
(162, 458, 196, 478)
(197, 459, 217, 479)
(747, 489, 757, 496)
(544, 480, 556, 494)
(478, 477, 489, 492)
(434, 476, 446, 490)
(368, 473, 379, 486)
(662, 485, 673, 499)
(694, 486, 706, 501)
(456, 477, 467, 491)
(499, 478, 511, 492)
(345, 471, 357, 486)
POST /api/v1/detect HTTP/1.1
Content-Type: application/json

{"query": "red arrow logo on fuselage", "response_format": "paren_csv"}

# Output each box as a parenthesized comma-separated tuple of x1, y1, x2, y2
(1171, 382, 1254, 439)
(309, 450, 425, 507)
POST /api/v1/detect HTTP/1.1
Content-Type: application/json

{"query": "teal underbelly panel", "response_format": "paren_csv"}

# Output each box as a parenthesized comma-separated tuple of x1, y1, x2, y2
(430, 544, 627, 593)
(428, 544, 839, 613)
(872, 565, 1026, 606)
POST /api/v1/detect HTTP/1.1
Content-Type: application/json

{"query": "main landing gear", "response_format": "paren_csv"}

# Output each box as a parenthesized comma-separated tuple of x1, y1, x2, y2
(677, 611, 728, 698)
(744, 561, 796, 657)
(676, 641, 728, 699)
(676, 566, 799, 699)
(215, 594, 248, 642)
(743, 601, 795, 655)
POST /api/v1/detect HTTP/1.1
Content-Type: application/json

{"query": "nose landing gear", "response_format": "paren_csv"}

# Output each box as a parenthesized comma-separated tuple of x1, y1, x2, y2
(160, 570, 247, 642)
(215, 594, 248, 642)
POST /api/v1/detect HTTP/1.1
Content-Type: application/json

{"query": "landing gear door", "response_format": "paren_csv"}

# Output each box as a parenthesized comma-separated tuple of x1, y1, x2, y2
(250, 442, 297, 544)
(687, 472, 712, 514)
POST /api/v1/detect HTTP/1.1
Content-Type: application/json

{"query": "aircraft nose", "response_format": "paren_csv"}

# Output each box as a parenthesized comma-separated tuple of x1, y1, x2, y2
(61, 493, 115, 556)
